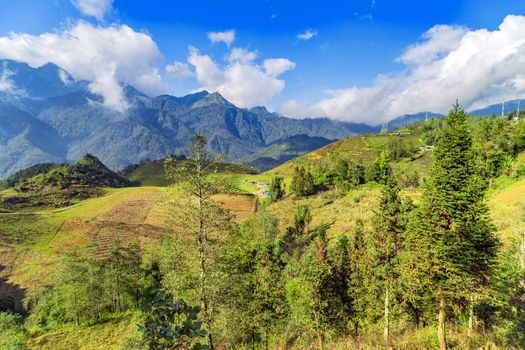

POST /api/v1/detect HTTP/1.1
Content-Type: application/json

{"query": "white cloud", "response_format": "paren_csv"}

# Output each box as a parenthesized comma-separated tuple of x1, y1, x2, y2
(187, 47, 295, 107)
(207, 30, 235, 47)
(188, 46, 224, 88)
(228, 48, 257, 64)
(0, 69, 13, 92)
(0, 68, 17, 93)
(165, 61, 193, 78)
(264, 58, 296, 77)
(58, 69, 73, 85)
(398, 25, 468, 66)
(0, 21, 164, 112)
(71, 0, 113, 20)
(297, 29, 317, 41)
(282, 15, 525, 124)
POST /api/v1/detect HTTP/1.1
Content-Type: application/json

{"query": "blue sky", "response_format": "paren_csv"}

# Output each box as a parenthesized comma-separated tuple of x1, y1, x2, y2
(1, 0, 525, 124)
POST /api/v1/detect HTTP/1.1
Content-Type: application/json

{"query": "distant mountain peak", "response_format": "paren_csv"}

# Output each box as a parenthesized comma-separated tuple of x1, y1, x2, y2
(249, 106, 270, 114)
(191, 91, 233, 108)
(0, 59, 86, 99)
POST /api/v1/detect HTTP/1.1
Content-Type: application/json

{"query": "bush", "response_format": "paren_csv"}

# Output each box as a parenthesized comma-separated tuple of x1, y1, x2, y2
(269, 176, 285, 202)
(290, 166, 316, 198)
(0, 312, 27, 350)
(384, 138, 415, 161)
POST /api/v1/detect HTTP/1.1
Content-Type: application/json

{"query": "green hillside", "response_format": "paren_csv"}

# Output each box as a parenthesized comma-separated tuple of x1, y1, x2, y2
(0, 155, 132, 212)
(2, 113, 525, 349)
(126, 160, 171, 187)
(126, 157, 258, 187)
(239, 134, 336, 171)
(268, 126, 429, 177)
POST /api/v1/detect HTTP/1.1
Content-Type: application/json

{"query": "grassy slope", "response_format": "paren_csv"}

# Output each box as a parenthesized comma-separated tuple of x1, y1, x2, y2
(267, 128, 431, 178)
(127, 160, 171, 187)
(16, 173, 525, 349)
(0, 186, 167, 349)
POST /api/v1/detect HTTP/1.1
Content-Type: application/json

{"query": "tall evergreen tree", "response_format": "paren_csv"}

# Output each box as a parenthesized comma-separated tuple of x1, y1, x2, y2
(165, 134, 235, 349)
(404, 103, 499, 349)
(286, 226, 342, 349)
(349, 219, 367, 336)
(369, 177, 411, 344)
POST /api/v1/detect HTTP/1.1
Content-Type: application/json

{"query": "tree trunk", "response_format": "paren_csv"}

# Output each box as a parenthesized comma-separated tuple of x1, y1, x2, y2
(383, 286, 390, 344)
(468, 294, 475, 337)
(317, 333, 324, 350)
(198, 196, 214, 350)
(438, 297, 447, 350)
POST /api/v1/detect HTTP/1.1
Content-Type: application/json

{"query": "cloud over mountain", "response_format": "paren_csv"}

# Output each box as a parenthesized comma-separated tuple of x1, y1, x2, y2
(0, 21, 163, 112)
(188, 46, 295, 107)
(282, 15, 525, 124)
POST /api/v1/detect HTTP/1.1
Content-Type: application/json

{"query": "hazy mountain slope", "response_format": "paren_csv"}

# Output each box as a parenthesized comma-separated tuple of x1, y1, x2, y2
(0, 101, 65, 176)
(239, 134, 336, 171)
(469, 99, 525, 116)
(0, 60, 382, 177)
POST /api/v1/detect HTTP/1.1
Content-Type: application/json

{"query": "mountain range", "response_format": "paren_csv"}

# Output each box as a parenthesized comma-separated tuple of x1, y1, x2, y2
(0, 59, 521, 178)
(0, 60, 379, 178)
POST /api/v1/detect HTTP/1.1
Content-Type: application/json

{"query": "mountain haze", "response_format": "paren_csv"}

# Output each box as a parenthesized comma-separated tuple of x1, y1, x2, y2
(1, 59, 520, 178)
(0, 60, 377, 177)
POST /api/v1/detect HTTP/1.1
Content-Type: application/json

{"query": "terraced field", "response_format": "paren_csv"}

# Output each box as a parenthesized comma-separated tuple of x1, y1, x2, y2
(0, 183, 263, 312)
(0, 187, 167, 308)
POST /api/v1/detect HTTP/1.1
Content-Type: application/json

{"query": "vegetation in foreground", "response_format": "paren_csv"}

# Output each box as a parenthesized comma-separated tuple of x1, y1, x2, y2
(1, 106, 525, 349)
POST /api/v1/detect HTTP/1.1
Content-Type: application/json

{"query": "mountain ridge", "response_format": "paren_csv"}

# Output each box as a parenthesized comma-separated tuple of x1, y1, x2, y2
(0, 59, 379, 178)
(0, 58, 522, 178)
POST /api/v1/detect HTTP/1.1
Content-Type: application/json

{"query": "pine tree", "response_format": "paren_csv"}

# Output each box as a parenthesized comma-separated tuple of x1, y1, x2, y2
(332, 234, 354, 335)
(348, 219, 366, 336)
(286, 226, 339, 350)
(291, 166, 316, 197)
(165, 134, 235, 349)
(269, 176, 285, 202)
(404, 103, 499, 349)
(224, 211, 287, 348)
(368, 177, 411, 344)
(284, 203, 312, 247)
(251, 238, 287, 348)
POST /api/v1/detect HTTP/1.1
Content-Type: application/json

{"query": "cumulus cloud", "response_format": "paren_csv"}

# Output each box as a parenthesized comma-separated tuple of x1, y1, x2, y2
(165, 61, 193, 78)
(264, 58, 296, 77)
(398, 25, 468, 65)
(228, 48, 257, 64)
(71, 0, 113, 20)
(187, 46, 295, 107)
(297, 29, 317, 41)
(0, 21, 164, 112)
(282, 15, 525, 124)
(207, 30, 235, 47)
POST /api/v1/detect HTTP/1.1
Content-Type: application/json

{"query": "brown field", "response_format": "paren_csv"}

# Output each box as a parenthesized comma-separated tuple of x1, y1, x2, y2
(88, 190, 167, 257)
(212, 193, 258, 223)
